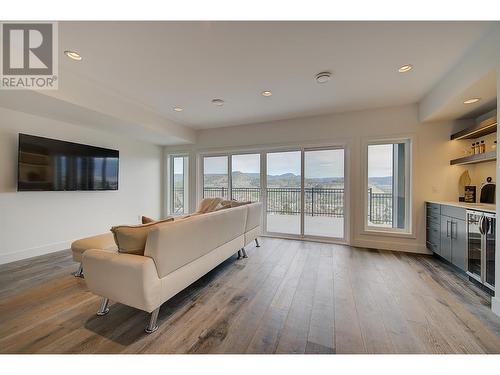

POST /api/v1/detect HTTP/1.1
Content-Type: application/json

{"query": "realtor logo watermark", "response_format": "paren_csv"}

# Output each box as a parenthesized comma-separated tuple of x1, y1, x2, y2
(1, 22, 58, 89)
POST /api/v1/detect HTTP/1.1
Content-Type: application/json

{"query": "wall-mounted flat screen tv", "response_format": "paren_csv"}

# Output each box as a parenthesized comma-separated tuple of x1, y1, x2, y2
(18, 134, 119, 191)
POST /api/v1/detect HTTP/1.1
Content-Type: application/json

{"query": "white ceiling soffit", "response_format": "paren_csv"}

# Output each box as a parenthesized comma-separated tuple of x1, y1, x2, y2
(57, 21, 494, 129)
(424, 70, 497, 122)
(0, 89, 193, 146)
(419, 24, 500, 122)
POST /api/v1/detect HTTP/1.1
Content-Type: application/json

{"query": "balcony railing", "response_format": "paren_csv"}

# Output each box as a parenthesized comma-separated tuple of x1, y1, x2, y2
(202, 186, 393, 225)
(368, 187, 392, 225)
(172, 187, 185, 214)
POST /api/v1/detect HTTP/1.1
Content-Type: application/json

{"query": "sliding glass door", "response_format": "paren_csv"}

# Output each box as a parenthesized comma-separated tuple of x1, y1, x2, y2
(266, 151, 301, 235)
(200, 146, 346, 241)
(264, 148, 345, 240)
(304, 149, 345, 238)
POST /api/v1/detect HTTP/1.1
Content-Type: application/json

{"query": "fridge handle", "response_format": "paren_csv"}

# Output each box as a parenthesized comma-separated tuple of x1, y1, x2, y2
(479, 216, 485, 235)
(483, 217, 490, 235)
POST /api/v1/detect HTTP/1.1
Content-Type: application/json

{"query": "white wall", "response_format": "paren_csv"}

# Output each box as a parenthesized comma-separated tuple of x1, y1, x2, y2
(165, 104, 472, 254)
(0, 107, 163, 264)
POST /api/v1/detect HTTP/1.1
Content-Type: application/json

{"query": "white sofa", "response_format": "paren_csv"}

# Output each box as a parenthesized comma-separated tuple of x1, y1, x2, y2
(82, 202, 262, 333)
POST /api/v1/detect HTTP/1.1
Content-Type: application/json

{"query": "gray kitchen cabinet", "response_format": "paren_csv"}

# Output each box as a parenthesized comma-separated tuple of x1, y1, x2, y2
(440, 215, 452, 262)
(450, 218, 466, 271)
(426, 203, 441, 254)
(427, 202, 467, 272)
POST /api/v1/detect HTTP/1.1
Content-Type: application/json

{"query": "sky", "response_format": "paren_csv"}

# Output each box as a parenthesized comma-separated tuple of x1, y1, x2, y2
(173, 156, 184, 174)
(198, 145, 394, 178)
(368, 144, 393, 178)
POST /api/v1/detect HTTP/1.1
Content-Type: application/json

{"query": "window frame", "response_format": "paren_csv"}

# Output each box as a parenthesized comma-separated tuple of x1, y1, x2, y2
(361, 136, 414, 237)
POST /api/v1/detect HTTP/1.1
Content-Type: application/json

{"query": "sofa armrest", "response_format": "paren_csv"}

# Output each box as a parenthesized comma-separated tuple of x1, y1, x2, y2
(82, 249, 161, 313)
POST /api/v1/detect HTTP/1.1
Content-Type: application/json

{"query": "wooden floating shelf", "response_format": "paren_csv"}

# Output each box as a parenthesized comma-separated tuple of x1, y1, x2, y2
(450, 115, 497, 140)
(450, 150, 497, 166)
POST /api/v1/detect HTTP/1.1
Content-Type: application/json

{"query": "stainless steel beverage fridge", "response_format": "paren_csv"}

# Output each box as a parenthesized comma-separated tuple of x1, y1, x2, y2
(466, 210, 495, 291)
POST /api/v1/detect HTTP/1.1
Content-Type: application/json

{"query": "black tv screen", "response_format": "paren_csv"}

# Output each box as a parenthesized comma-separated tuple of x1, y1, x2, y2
(18, 134, 119, 191)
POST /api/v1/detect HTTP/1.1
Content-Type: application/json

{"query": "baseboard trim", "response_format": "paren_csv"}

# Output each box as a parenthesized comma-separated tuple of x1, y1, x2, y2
(0, 240, 72, 265)
(351, 238, 431, 255)
(492, 296, 500, 317)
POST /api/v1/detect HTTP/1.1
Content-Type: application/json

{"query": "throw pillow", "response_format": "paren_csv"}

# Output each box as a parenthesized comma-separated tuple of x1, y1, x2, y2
(141, 216, 155, 224)
(111, 217, 174, 255)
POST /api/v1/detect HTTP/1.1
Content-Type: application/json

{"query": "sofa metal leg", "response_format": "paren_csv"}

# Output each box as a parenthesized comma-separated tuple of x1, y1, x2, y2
(237, 250, 242, 259)
(74, 263, 84, 278)
(96, 297, 110, 316)
(241, 248, 248, 258)
(255, 238, 261, 247)
(145, 307, 160, 334)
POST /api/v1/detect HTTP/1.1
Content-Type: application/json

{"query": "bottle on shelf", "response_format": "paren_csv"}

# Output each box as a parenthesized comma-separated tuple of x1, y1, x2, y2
(475, 142, 480, 154)
(480, 140, 486, 153)
(472, 143, 477, 154)
(493, 141, 497, 151)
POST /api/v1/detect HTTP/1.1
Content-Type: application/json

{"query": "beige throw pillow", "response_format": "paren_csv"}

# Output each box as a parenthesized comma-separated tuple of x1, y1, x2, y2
(111, 217, 174, 255)
(141, 216, 155, 224)
(220, 200, 252, 208)
(196, 197, 223, 214)
(141, 215, 174, 224)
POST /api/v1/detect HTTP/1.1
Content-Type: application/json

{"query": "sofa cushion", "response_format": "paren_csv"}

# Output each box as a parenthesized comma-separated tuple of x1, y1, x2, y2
(71, 232, 118, 262)
(111, 217, 174, 255)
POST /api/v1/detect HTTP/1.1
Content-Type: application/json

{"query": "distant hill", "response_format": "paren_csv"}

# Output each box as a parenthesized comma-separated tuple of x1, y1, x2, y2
(368, 176, 392, 186)
(177, 172, 392, 189)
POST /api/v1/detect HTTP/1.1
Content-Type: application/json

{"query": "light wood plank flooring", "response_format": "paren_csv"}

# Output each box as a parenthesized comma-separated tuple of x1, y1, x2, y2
(1, 238, 500, 353)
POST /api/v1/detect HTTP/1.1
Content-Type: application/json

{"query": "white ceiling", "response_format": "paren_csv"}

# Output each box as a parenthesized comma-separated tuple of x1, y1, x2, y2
(58, 21, 494, 130)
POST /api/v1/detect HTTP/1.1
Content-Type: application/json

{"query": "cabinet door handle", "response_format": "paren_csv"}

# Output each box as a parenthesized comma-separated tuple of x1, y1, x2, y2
(446, 220, 450, 237)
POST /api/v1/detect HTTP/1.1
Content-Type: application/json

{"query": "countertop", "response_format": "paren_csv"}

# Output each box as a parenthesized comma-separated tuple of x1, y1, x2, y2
(426, 200, 496, 214)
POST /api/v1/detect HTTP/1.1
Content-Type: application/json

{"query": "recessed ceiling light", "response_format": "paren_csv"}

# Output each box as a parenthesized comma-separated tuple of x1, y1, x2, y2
(173, 106, 183, 112)
(64, 50, 82, 61)
(211, 98, 224, 106)
(398, 64, 413, 73)
(463, 98, 481, 104)
(315, 72, 332, 84)
(261, 90, 272, 97)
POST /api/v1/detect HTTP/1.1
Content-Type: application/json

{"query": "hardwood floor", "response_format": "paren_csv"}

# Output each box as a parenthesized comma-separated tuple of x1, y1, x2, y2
(1, 237, 500, 353)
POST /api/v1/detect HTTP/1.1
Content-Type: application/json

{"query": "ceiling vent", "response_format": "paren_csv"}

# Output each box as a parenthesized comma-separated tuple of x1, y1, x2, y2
(315, 71, 332, 84)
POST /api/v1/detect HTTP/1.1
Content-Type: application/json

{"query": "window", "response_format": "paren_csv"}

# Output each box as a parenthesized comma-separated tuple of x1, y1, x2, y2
(231, 154, 261, 202)
(169, 155, 188, 215)
(366, 139, 411, 233)
(203, 156, 229, 199)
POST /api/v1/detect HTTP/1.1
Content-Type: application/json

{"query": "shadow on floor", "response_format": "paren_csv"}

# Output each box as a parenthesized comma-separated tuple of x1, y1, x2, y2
(83, 255, 242, 346)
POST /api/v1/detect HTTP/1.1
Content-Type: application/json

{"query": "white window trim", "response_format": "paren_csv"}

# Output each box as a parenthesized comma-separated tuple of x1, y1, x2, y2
(361, 136, 415, 238)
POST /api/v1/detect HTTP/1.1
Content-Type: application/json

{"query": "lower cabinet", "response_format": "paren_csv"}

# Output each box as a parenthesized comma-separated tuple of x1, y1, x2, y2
(427, 203, 467, 272)
(451, 218, 466, 271)
(440, 215, 452, 262)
